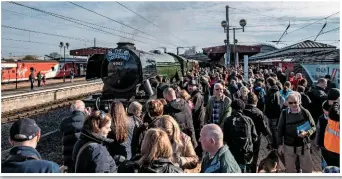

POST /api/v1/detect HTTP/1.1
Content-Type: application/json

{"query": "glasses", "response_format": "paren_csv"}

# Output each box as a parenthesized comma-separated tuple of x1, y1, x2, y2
(215, 88, 223, 91)
(288, 101, 297, 105)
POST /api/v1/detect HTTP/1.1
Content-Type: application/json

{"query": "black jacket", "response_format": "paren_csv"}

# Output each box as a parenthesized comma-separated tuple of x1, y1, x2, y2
(265, 85, 283, 119)
(60, 111, 86, 172)
(315, 114, 329, 148)
(119, 158, 183, 173)
(299, 92, 312, 111)
(200, 80, 211, 106)
(228, 84, 239, 100)
(277, 71, 287, 85)
(326, 80, 337, 93)
(243, 104, 272, 137)
(72, 130, 117, 173)
(164, 99, 198, 148)
(190, 90, 205, 140)
(308, 86, 327, 122)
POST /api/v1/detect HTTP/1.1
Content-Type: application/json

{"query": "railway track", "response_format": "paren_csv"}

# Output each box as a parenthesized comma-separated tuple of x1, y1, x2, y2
(1, 91, 98, 124)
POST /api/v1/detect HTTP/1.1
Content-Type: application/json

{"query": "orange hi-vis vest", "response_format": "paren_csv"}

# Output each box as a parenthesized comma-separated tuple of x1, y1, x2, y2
(324, 119, 340, 154)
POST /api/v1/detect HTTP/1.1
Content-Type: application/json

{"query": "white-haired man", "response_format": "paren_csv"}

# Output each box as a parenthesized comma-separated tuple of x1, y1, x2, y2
(60, 100, 89, 173)
(200, 124, 241, 173)
(205, 83, 232, 126)
(277, 93, 316, 173)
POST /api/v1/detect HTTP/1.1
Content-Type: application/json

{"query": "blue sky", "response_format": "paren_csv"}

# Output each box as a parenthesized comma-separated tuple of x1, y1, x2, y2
(1, 1, 340, 57)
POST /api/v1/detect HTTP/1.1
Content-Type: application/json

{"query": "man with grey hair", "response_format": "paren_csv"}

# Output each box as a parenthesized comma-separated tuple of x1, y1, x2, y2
(200, 124, 241, 173)
(205, 83, 232, 126)
(60, 100, 88, 173)
(277, 93, 316, 173)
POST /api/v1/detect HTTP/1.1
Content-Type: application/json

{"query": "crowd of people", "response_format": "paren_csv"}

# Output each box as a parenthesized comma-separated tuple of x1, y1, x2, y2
(2, 65, 340, 173)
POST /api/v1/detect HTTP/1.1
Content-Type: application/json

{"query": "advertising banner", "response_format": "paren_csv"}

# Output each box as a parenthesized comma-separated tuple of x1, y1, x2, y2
(301, 64, 340, 88)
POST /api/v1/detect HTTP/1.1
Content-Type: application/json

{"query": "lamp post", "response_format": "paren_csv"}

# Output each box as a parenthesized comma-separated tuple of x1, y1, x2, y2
(59, 42, 70, 82)
(232, 19, 247, 67)
(221, 18, 246, 67)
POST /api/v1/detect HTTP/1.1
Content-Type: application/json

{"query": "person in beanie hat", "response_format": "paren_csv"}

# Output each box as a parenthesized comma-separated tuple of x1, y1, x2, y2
(223, 99, 258, 172)
(327, 88, 339, 105)
(2, 118, 60, 173)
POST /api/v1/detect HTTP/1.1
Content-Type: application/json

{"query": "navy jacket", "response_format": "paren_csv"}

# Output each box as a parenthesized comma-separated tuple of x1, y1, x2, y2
(60, 110, 86, 171)
(2, 146, 60, 173)
(72, 130, 117, 173)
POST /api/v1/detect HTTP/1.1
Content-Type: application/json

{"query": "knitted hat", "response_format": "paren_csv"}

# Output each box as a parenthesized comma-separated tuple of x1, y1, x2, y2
(328, 88, 340, 101)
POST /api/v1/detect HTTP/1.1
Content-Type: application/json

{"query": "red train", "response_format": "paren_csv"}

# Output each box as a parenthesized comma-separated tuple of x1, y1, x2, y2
(1, 58, 87, 83)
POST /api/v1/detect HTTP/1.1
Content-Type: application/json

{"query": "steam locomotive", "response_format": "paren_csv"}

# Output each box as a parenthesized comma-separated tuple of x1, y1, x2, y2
(83, 42, 198, 111)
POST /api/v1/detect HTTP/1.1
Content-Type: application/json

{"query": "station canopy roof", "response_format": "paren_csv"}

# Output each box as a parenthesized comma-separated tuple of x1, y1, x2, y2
(249, 40, 337, 61)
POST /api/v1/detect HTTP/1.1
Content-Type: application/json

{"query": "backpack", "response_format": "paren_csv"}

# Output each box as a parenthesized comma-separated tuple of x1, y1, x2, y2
(225, 113, 254, 163)
(266, 90, 284, 118)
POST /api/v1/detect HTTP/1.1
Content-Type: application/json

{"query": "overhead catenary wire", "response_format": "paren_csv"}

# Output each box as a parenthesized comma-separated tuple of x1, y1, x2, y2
(2, 38, 58, 46)
(2, 25, 117, 47)
(1, 8, 154, 42)
(285, 11, 340, 35)
(296, 26, 340, 43)
(7, 1, 150, 44)
(68, 1, 155, 39)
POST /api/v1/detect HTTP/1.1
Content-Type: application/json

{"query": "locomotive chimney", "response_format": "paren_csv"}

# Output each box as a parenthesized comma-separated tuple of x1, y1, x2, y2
(117, 42, 136, 49)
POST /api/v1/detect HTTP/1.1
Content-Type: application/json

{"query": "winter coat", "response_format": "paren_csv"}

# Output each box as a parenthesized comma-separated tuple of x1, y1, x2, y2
(190, 90, 205, 140)
(164, 99, 198, 148)
(205, 95, 232, 126)
(200, 145, 241, 173)
(299, 92, 312, 111)
(243, 104, 272, 137)
(265, 85, 283, 119)
(60, 110, 86, 172)
(2, 146, 60, 173)
(308, 86, 328, 122)
(172, 133, 199, 170)
(72, 130, 117, 173)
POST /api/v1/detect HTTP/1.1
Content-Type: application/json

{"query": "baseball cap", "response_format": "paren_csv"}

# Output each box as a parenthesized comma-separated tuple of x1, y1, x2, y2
(10, 118, 41, 142)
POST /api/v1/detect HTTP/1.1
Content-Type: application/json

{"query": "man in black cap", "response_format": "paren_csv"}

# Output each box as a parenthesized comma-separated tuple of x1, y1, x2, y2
(2, 118, 60, 173)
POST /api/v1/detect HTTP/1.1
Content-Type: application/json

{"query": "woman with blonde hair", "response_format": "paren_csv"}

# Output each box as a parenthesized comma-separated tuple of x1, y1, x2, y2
(108, 100, 136, 165)
(120, 128, 183, 173)
(239, 86, 250, 104)
(178, 89, 194, 110)
(155, 115, 199, 170)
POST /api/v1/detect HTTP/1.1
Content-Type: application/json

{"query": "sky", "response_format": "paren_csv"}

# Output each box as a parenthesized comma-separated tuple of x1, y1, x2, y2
(1, 0, 340, 57)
